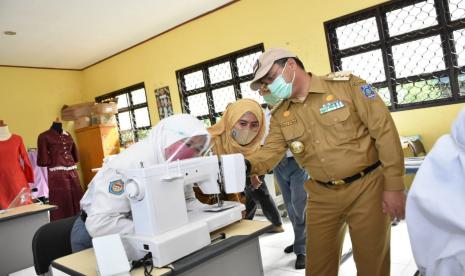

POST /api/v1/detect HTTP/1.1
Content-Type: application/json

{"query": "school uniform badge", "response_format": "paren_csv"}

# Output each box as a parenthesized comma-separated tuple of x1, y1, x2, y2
(109, 179, 125, 195)
(360, 84, 376, 99)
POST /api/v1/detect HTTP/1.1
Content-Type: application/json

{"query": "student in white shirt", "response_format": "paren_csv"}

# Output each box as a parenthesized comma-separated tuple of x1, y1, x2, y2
(407, 107, 465, 276)
(71, 114, 210, 252)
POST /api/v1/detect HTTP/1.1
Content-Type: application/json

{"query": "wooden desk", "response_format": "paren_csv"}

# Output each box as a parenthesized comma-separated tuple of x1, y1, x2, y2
(52, 220, 272, 276)
(0, 204, 56, 275)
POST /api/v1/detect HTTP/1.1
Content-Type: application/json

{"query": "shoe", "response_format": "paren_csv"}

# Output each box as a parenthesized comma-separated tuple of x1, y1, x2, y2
(284, 244, 293, 254)
(295, 254, 306, 269)
(269, 225, 285, 233)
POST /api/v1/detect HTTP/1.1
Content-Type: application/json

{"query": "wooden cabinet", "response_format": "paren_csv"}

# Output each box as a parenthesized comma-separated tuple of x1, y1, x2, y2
(75, 126, 120, 188)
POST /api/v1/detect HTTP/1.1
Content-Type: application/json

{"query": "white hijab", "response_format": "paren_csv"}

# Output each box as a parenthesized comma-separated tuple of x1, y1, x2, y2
(406, 107, 465, 276)
(105, 114, 210, 170)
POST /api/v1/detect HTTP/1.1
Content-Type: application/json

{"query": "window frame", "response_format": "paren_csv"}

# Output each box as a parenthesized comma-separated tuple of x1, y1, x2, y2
(95, 82, 151, 146)
(176, 43, 265, 125)
(324, 0, 465, 111)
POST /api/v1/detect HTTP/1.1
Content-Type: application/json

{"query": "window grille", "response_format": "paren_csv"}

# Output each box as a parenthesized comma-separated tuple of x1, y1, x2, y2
(176, 44, 265, 126)
(96, 83, 151, 147)
(325, 0, 465, 111)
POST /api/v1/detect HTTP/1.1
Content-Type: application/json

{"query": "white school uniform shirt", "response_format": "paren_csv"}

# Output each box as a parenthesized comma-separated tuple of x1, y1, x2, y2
(406, 107, 465, 276)
(80, 114, 210, 238)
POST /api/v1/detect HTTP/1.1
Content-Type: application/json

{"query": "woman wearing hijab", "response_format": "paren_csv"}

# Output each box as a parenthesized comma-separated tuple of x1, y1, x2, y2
(201, 98, 283, 232)
(71, 114, 210, 252)
(407, 107, 465, 276)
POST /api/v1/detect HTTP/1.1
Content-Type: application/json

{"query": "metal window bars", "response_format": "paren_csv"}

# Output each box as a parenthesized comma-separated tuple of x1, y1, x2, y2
(325, 0, 465, 111)
(95, 83, 151, 147)
(176, 44, 265, 126)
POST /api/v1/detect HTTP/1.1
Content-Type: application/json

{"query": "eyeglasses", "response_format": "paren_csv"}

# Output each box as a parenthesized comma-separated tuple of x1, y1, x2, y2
(261, 66, 282, 85)
(258, 84, 271, 96)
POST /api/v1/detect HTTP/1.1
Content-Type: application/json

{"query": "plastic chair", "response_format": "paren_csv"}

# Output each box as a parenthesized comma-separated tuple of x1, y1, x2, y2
(32, 215, 77, 275)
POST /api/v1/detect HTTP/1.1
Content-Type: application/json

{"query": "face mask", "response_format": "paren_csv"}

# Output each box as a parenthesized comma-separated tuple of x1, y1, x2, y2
(164, 140, 199, 161)
(263, 93, 281, 105)
(231, 128, 259, 145)
(267, 61, 295, 99)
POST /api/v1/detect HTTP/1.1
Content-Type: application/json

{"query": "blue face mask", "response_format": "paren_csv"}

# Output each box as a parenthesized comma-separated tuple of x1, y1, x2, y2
(267, 61, 295, 99)
(263, 93, 281, 105)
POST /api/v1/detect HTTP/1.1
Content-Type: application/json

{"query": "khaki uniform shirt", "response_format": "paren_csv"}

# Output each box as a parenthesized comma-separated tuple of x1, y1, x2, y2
(247, 73, 405, 191)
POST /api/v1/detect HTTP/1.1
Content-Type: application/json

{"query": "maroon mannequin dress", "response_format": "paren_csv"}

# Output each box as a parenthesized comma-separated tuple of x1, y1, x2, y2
(37, 126, 83, 220)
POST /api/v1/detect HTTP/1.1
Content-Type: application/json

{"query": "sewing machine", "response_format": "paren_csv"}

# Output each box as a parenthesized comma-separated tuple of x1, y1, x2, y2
(119, 153, 246, 267)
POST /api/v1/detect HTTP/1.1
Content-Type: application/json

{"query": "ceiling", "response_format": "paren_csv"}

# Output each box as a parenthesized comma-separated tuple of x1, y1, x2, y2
(0, 0, 233, 70)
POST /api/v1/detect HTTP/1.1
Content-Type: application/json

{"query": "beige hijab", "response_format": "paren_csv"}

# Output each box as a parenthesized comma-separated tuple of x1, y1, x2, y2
(208, 99, 265, 157)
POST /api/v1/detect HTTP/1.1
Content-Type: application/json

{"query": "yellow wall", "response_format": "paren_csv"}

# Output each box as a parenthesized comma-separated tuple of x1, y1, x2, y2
(80, 0, 465, 151)
(0, 0, 463, 153)
(0, 67, 83, 147)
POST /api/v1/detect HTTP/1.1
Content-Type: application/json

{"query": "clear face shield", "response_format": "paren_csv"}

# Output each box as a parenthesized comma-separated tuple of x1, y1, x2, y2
(164, 134, 212, 163)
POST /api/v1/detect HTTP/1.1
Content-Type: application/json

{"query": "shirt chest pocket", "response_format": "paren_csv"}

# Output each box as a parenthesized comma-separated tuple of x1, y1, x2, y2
(280, 120, 305, 142)
(318, 107, 355, 144)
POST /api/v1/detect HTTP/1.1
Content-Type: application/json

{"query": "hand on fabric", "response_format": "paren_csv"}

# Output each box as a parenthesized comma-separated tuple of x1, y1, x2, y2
(382, 190, 406, 220)
(250, 175, 262, 190)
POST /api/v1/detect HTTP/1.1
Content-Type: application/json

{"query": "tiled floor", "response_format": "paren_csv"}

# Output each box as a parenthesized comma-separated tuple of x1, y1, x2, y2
(259, 217, 419, 276)
(11, 217, 418, 276)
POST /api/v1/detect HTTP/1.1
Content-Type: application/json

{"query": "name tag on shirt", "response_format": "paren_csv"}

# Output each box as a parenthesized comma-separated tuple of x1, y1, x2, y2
(320, 100, 345, 114)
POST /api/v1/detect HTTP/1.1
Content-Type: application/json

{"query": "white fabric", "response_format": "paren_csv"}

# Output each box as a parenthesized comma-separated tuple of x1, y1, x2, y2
(406, 107, 465, 276)
(81, 114, 210, 238)
(49, 165, 77, 171)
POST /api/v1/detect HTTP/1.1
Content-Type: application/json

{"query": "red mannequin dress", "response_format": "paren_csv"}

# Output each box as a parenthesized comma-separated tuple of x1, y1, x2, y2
(0, 134, 34, 209)
(37, 128, 83, 220)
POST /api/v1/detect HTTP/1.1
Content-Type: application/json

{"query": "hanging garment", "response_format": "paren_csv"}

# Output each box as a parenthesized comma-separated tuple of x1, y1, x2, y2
(27, 149, 49, 199)
(37, 129, 83, 220)
(0, 134, 34, 209)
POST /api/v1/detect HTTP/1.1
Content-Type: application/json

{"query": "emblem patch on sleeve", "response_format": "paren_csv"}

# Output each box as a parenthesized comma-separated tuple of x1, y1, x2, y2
(109, 179, 125, 195)
(360, 84, 376, 99)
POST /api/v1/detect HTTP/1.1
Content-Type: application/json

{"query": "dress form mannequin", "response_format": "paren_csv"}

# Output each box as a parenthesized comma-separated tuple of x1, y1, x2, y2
(37, 116, 82, 220)
(0, 120, 12, 141)
(51, 117, 63, 134)
(0, 121, 34, 209)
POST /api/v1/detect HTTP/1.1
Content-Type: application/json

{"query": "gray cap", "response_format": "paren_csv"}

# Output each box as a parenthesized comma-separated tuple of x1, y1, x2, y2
(250, 48, 297, 91)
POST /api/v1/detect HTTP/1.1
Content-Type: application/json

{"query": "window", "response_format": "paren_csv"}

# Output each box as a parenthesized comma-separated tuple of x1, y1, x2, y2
(325, 0, 465, 111)
(176, 44, 265, 126)
(96, 83, 151, 147)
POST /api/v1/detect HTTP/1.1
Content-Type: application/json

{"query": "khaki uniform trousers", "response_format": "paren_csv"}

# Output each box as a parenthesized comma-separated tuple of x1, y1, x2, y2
(305, 166, 391, 276)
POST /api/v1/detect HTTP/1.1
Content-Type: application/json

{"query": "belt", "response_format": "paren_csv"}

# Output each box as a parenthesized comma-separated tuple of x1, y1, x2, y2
(80, 210, 87, 222)
(316, 160, 381, 186)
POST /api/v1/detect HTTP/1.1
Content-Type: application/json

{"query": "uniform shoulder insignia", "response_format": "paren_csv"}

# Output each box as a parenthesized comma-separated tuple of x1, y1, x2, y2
(360, 84, 377, 99)
(350, 75, 367, 87)
(325, 71, 352, 81)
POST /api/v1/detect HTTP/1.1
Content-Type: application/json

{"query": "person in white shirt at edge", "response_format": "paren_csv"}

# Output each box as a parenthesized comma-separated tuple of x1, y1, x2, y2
(406, 107, 465, 276)
(70, 114, 211, 252)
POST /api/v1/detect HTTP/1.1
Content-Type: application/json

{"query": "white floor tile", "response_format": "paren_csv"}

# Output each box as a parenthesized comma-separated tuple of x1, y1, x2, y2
(258, 216, 415, 276)
(263, 268, 305, 276)
(9, 266, 36, 276)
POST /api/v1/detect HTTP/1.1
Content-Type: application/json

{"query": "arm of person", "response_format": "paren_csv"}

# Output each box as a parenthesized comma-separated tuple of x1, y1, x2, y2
(348, 76, 405, 191)
(348, 76, 405, 219)
(246, 114, 288, 176)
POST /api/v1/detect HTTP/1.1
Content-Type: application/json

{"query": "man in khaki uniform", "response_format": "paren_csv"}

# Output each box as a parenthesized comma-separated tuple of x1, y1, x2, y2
(246, 48, 406, 276)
